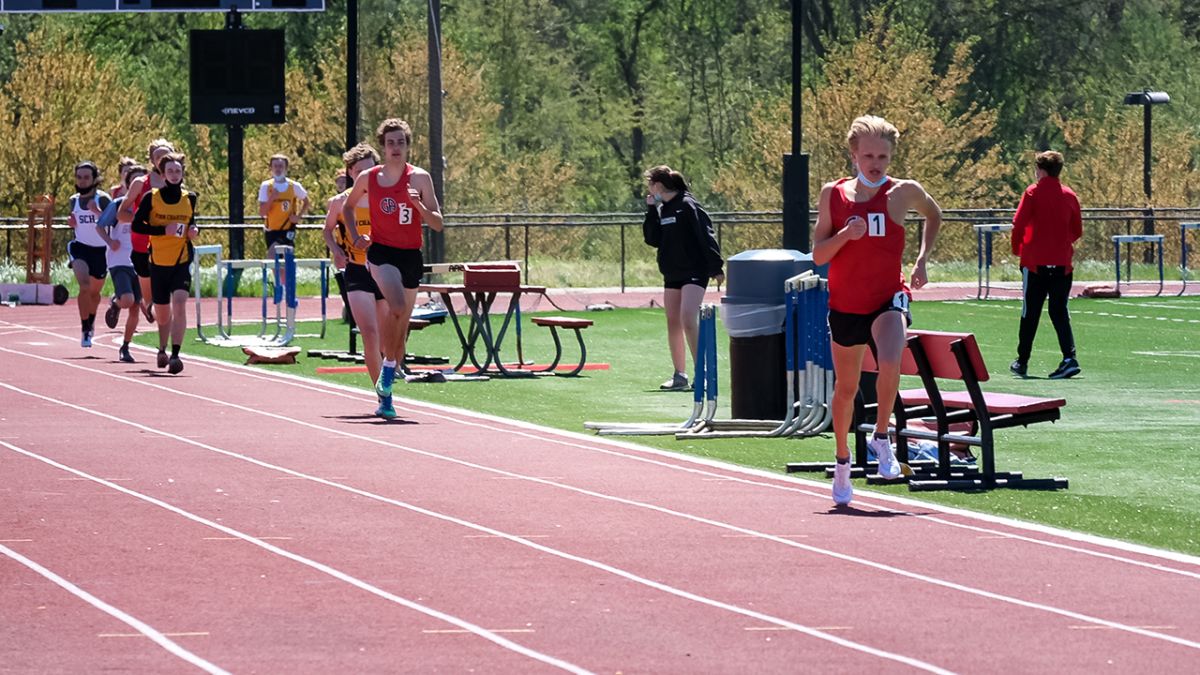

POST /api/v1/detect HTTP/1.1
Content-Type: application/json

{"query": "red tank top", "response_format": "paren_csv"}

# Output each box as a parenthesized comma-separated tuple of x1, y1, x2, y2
(367, 164, 423, 250)
(827, 177, 908, 314)
(127, 177, 152, 253)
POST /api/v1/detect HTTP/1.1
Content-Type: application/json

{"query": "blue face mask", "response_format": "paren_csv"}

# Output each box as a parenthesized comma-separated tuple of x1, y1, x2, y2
(856, 171, 889, 189)
(651, 193, 663, 205)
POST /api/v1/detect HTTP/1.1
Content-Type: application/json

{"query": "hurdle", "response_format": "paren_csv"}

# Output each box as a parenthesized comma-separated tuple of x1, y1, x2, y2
(583, 304, 719, 436)
(680, 273, 833, 439)
(194, 245, 329, 347)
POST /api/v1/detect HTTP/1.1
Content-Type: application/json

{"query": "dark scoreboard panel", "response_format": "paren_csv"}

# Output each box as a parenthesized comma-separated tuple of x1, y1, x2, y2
(0, 1, 323, 11)
(190, 28, 285, 124)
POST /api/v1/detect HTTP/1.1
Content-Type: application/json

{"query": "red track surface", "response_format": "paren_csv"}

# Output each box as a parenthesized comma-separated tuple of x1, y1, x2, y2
(2, 303, 1200, 673)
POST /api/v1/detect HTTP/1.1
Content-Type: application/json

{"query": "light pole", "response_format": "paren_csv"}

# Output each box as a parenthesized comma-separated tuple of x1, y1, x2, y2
(782, 0, 810, 252)
(1123, 89, 1169, 252)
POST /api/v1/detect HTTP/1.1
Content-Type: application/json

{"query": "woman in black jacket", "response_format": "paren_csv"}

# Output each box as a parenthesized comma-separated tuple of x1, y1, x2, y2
(642, 165, 724, 390)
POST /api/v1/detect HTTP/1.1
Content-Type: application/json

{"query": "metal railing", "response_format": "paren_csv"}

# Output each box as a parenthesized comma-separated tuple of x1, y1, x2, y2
(5, 207, 1199, 289)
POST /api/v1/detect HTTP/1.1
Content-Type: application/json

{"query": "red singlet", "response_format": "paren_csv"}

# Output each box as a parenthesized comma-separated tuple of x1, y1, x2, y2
(827, 177, 908, 314)
(366, 164, 423, 250)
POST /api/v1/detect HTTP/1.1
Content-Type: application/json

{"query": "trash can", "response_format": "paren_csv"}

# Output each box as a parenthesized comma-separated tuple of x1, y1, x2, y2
(721, 249, 818, 420)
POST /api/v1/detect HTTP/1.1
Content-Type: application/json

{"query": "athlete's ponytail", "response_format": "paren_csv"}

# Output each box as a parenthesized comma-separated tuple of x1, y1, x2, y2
(644, 165, 689, 193)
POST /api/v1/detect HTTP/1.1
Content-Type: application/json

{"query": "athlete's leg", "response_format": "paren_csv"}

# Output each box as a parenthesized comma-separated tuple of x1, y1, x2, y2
(368, 263, 410, 363)
(663, 287, 686, 374)
(870, 310, 907, 437)
(679, 283, 707, 364)
(347, 290, 383, 383)
(830, 342, 868, 461)
(169, 288, 189, 348)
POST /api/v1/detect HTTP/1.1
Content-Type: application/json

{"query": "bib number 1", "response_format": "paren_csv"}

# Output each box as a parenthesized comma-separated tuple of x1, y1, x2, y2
(868, 212, 886, 237)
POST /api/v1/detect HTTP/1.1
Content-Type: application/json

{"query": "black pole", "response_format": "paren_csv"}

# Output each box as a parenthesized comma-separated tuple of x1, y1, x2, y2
(426, 0, 446, 265)
(346, 0, 358, 151)
(781, 0, 810, 252)
(1142, 103, 1154, 260)
(225, 7, 245, 293)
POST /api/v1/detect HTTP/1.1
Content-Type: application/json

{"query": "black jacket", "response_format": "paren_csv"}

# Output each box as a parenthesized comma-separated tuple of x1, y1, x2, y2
(642, 192, 723, 283)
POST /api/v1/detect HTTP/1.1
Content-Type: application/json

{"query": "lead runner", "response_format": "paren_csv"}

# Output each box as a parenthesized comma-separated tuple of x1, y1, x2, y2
(812, 115, 942, 506)
(342, 119, 444, 418)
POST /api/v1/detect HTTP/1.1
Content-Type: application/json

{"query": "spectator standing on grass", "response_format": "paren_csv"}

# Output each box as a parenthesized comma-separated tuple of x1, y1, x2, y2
(259, 154, 311, 259)
(97, 165, 149, 363)
(1009, 150, 1083, 380)
(812, 115, 942, 507)
(641, 165, 724, 392)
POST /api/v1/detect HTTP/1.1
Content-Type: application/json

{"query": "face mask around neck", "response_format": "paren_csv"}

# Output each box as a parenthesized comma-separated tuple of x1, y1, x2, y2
(856, 171, 889, 189)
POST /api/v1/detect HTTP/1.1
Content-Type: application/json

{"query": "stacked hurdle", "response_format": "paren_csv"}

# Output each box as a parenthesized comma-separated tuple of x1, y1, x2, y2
(583, 304, 719, 436)
(584, 273, 833, 439)
(682, 272, 832, 439)
(193, 245, 330, 348)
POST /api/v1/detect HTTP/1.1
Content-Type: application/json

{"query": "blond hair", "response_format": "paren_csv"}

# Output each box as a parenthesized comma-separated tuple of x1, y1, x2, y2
(846, 115, 899, 152)
(342, 143, 380, 171)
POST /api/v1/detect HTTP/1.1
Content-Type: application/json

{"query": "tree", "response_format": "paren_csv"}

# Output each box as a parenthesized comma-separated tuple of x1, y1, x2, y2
(0, 27, 166, 214)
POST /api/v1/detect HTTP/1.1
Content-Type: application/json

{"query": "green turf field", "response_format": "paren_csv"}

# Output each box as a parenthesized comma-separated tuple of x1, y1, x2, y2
(139, 295, 1200, 555)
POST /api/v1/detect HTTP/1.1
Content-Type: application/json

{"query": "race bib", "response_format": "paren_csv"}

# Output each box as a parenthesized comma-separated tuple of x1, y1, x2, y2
(868, 212, 886, 237)
(399, 204, 413, 225)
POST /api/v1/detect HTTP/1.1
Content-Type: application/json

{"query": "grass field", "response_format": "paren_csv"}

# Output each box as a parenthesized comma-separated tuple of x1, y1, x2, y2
(136, 294, 1200, 555)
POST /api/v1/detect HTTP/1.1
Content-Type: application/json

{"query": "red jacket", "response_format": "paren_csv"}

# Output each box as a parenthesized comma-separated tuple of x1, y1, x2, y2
(1011, 176, 1083, 270)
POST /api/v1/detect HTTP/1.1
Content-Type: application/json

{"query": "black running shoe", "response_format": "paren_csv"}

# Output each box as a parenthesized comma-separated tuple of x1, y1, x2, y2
(157, 350, 169, 368)
(167, 356, 184, 375)
(1048, 357, 1081, 379)
(104, 298, 120, 329)
(118, 346, 135, 364)
(1009, 360, 1027, 377)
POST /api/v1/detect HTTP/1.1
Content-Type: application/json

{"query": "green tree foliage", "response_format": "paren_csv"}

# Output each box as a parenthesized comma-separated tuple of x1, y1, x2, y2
(0, 27, 166, 213)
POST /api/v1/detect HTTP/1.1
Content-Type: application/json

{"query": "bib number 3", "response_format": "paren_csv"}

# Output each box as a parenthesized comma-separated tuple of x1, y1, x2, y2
(868, 212, 886, 237)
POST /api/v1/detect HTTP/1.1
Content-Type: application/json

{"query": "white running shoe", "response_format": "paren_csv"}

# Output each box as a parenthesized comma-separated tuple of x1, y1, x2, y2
(832, 462, 853, 505)
(868, 436, 902, 480)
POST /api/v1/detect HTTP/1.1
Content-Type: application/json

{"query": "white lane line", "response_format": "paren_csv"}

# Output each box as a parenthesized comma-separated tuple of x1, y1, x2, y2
(0, 440, 591, 675)
(746, 626, 851, 632)
(0, 542, 229, 674)
(202, 537, 293, 541)
(9, 317, 1200, 573)
(0, 539, 34, 543)
(112, 338, 1200, 576)
(99, 631, 210, 638)
(0, 390, 954, 674)
(422, 624, 535, 629)
(1, 379, 1194, 658)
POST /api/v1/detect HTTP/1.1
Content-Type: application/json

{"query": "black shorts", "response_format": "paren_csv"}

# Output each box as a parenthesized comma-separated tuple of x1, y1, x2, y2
(344, 262, 384, 300)
(110, 266, 142, 302)
(366, 244, 424, 290)
(265, 229, 296, 251)
(149, 263, 192, 305)
(664, 276, 709, 290)
(131, 250, 151, 278)
(68, 241, 108, 280)
(828, 293, 912, 347)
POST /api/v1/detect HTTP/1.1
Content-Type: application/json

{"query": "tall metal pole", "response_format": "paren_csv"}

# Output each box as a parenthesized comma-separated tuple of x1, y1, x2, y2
(1142, 103, 1154, 259)
(225, 7, 245, 294)
(781, 0, 810, 252)
(427, 0, 446, 264)
(346, 0, 359, 150)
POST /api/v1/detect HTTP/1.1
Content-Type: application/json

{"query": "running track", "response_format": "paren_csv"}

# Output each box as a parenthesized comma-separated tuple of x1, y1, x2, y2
(1, 305, 1199, 673)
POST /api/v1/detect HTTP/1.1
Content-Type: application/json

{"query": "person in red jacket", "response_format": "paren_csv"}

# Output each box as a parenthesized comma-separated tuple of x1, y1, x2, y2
(1010, 150, 1082, 380)
(813, 115, 942, 507)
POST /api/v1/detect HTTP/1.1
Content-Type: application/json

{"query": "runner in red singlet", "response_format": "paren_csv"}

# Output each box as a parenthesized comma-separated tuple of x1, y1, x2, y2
(118, 138, 175, 324)
(812, 115, 942, 506)
(342, 119, 444, 419)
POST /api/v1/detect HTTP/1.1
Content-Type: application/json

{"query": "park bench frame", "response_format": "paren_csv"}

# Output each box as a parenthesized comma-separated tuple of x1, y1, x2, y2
(856, 330, 1069, 491)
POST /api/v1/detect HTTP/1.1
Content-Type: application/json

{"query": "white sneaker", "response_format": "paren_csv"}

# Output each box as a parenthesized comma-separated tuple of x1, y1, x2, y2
(832, 462, 853, 506)
(868, 436, 902, 480)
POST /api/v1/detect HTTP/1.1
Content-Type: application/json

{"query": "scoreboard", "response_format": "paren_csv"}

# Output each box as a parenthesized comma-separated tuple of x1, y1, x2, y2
(0, 1, 324, 11)
(190, 28, 285, 124)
